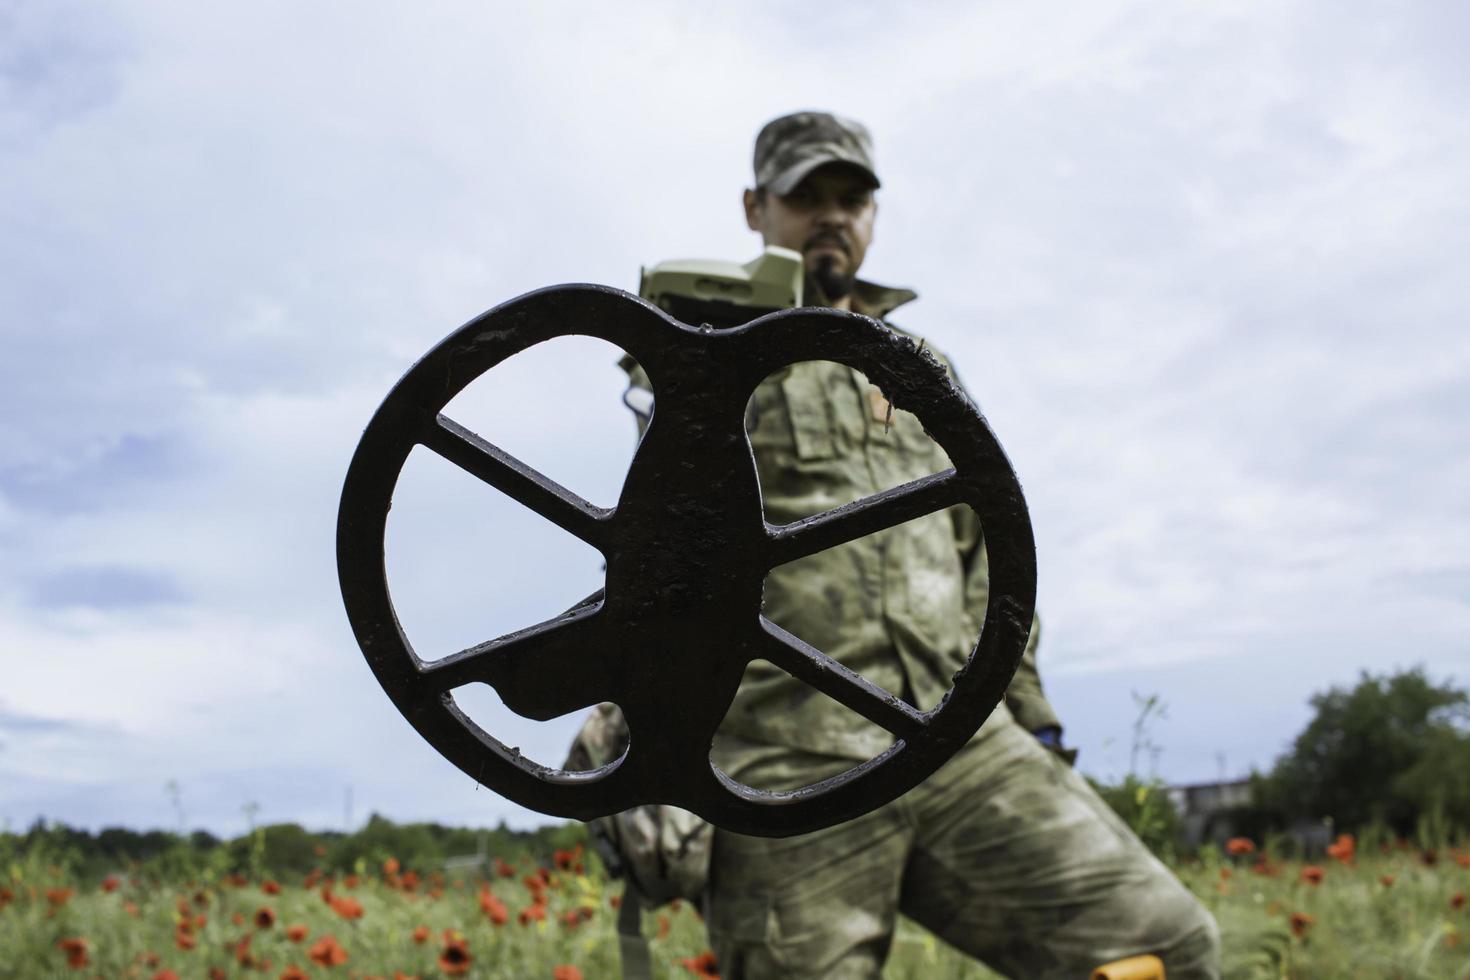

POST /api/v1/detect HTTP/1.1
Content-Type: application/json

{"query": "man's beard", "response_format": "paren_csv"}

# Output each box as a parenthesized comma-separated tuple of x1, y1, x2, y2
(808, 254, 854, 303)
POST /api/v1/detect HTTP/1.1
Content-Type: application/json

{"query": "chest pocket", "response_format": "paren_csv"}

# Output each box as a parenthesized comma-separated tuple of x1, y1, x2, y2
(779, 369, 838, 461)
(892, 409, 950, 469)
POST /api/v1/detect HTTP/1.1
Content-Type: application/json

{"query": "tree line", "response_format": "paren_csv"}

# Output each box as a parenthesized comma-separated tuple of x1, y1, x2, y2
(7, 666, 1466, 878)
(2, 814, 591, 883)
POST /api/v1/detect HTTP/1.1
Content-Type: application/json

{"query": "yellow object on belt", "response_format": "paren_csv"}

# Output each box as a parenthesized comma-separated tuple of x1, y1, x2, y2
(1092, 953, 1166, 980)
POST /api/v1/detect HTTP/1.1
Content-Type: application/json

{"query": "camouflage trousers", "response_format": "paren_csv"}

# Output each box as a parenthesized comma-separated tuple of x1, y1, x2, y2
(706, 706, 1221, 979)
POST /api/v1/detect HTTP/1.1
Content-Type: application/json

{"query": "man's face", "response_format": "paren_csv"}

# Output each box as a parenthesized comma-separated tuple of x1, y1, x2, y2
(743, 164, 877, 302)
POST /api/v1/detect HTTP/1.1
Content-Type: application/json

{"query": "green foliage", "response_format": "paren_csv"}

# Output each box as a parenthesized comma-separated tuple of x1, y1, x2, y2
(254, 822, 320, 874)
(1091, 774, 1183, 860)
(1254, 666, 1470, 834)
(4, 830, 1467, 978)
(0, 815, 591, 884)
(326, 814, 442, 874)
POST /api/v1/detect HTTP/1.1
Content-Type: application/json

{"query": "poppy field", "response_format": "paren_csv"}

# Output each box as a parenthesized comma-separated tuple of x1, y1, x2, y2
(3, 834, 1469, 978)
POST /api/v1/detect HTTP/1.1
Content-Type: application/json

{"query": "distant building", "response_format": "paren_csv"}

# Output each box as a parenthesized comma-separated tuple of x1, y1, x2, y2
(1168, 777, 1339, 853)
(1167, 778, 1253, 848)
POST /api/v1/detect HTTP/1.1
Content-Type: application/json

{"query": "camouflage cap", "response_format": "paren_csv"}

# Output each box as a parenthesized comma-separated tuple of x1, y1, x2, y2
(753, 111, 880, 196)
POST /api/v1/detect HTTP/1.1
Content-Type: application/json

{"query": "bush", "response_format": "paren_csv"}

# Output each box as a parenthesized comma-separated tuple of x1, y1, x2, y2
(1090, 774, 1182, 860)
(1252, 666, 1469, 835)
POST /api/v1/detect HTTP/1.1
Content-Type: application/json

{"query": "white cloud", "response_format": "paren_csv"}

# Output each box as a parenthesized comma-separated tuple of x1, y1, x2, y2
(2, 0, 1468, 831)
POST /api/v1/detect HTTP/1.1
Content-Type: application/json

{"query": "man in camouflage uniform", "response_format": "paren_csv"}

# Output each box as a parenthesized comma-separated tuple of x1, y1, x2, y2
(622, 111, 1221, 979)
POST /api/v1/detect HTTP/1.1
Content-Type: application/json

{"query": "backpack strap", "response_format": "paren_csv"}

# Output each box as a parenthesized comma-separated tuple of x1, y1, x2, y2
(616, 883, 653, 980)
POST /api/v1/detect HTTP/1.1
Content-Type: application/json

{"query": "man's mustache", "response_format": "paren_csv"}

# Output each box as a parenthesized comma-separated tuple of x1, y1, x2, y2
(804, 231, 851, 255)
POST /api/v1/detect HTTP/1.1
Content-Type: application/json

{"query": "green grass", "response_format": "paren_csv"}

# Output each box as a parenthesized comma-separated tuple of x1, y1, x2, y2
(3, 842, 1468, 978)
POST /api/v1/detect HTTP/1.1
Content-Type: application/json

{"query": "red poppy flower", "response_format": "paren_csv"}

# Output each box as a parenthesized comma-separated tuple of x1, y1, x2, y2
(152, 971, 180, 980)
(209, 968, 227, 980)
(479, 890, 509, 925)
(1325, 833, 1356, 864)
(1453, 892, 1467, 910)
(494, 858, 515, 879)
(1290, 911, 1314, 938)
(383, 857, 401, 876)
(680, 950, 721, 979)
(1299, 865, 1325, 885)
(280, 968, 311, 980)
(552, 966, 583, 980)
(174, 925, 197, 951)
(412, 925, 430, 944)
(256, 906, 277, 929)
(308, 935, 349, 967)
(1380, 875, 1395, 887)
(330, 896, 364, 920)
(519, 903, 547, 926)
(657, 914, 672, 939)
(287, 924, 308, 943)
(1224, 837, 1255, 856)
(46, 887, 75, 908)
(56, 937, 89, 969)
(438, 938, 472, 975)
(262, 879, 282, 895)
(101, 875, 121, 893)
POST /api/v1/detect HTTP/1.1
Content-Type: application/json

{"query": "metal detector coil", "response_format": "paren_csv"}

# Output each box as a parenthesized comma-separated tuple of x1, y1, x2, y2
(336, 284, 1035, 838)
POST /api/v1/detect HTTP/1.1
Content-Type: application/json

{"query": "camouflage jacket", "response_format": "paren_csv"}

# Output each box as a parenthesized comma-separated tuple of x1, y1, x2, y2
(620, 279, 1060, 766)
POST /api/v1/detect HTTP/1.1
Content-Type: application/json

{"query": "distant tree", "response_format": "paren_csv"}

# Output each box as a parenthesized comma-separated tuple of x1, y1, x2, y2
(1395, 724, 1470, 827)
(259, 823, 312, 871)
(329, 813, 443, 872)
(1257, 666, 1469, 834)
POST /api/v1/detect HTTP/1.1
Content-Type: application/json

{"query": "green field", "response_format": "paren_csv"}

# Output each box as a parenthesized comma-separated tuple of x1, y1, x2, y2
(3, 835, 1468, 979)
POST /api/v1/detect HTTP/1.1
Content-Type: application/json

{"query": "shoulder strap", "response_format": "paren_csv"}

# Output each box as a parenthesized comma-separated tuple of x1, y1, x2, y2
(616, 884, 653, 980)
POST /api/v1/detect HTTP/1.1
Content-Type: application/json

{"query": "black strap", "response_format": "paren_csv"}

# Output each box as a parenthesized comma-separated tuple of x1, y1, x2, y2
(616, 884, 652, 980)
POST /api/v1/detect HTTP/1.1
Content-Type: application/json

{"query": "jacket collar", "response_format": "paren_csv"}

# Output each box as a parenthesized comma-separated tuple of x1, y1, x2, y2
(850, 278, 918, 320)
(805, 276, 918, 320)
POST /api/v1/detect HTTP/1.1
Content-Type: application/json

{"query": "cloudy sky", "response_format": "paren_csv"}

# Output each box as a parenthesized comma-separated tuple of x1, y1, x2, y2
(3, 1, 1467, 837)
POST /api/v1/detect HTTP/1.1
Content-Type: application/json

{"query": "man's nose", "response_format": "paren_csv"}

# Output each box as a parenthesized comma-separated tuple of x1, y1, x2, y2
(813, 198, 848, 228)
